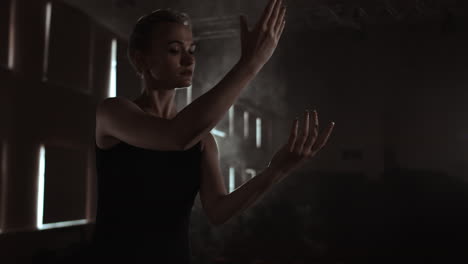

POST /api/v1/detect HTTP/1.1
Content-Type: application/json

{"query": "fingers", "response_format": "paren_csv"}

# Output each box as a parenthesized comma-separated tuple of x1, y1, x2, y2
(267, 0, 283, 33)
(314, 108, 319, 131)
(288, 109, 335, 160)
(274, 5, 287, 37)
(288, 117, 299, 152)
(292, 110, 310, 154)
(276, 17, 286, 41)
(303, 110, 318, 154)
(309, 121, 335, 158)
(259, 0, 278, 30)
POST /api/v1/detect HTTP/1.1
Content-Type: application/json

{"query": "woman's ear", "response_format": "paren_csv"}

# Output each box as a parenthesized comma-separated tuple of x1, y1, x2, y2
(134, 50, 148, 77)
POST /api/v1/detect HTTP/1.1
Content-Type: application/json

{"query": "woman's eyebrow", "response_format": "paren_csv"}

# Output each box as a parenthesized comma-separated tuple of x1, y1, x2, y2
(167, 40, 196, 45)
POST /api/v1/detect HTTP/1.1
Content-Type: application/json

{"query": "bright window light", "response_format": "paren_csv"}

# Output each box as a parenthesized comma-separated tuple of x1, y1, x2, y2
(42, 2, 52, 81)
(36, 145, 88, 230)
(40, 219, 88, 230)
(243, 111, 249, 139)
(256, 117, 262, 148)
(7, 0, 16, 70)
(211, 128, 226, 138)
(36, 146, 46, 229)
(108, 38, 117, 98)
(229, 167, 235, 193)
(228, 106, 234, 137)
(245, 168, 256, 179)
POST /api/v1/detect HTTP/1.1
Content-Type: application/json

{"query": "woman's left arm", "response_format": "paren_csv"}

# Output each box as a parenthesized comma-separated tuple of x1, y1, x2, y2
(199, 109, 334, 226)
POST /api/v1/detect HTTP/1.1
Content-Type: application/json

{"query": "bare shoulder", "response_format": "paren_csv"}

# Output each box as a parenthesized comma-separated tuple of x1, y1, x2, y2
(95, 97, 133, 149)
(201, 132, 218, 154)
(97, 96, 132, 111)
(95, 96, 183, 151)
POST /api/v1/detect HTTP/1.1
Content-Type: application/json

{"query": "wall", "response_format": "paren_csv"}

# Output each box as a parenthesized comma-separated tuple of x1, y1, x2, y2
(0, 0, 122, 262)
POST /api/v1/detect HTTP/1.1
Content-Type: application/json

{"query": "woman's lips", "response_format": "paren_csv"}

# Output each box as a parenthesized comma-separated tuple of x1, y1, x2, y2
(180, 70, 193, 76)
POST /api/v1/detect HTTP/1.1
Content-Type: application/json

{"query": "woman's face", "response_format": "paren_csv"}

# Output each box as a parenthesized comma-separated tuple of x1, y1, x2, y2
(143, 22, 196, 89)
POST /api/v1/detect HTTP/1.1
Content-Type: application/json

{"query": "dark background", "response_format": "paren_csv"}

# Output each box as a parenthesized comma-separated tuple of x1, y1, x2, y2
(1, 0, 468, 263)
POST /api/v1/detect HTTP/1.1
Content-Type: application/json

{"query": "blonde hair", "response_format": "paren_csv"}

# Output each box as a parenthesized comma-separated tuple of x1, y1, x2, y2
(127, 9, 192, 75)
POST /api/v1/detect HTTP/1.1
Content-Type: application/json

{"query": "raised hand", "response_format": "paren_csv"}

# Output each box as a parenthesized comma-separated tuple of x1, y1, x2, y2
(268, 109, 335, 179)
(239, 0, 287, 67)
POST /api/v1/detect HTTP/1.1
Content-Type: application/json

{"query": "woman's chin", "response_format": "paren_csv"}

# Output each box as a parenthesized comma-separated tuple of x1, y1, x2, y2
(177, 80, 192, 88)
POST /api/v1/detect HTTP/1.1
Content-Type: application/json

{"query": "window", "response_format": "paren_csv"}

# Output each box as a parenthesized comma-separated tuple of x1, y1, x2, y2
(229, 166, 235, 193)
(256, 117, 262, 148)
(244, 111, 249, 140)
(36, 146, 45, 229)
(229, 106, 234, 137)
(108, 38, 117, 97)
(36, 145, 88, 230)
(211, 129, 226, 138)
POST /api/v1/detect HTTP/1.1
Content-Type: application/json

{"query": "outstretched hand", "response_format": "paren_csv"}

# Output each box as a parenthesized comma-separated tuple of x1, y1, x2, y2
(239, 0, 286, 67)
(268, 109, 335, 178)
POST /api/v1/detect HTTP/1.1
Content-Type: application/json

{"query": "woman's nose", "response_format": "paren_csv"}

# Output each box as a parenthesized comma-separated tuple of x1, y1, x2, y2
(181, 52, 194, 66)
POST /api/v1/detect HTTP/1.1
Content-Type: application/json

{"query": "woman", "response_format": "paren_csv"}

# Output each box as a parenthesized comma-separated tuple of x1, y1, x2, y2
(92, 0, 335, 262)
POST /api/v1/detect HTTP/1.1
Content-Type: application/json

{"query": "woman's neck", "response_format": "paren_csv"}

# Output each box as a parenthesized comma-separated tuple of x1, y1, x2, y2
(137, 88, 178, 119)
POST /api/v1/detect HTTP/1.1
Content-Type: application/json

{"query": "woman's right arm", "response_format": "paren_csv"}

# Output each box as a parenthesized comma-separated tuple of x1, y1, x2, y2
(97, 0, 286, 151)
(176, 0, 286, 150)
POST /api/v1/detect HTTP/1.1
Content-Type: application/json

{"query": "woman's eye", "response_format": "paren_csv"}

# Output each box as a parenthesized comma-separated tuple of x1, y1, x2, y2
(168, 45, 196, 55)
(188, 47, 196, 55)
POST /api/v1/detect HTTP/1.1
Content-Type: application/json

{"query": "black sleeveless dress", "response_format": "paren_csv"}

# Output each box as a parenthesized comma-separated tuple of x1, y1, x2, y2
(91, 139, 202, 263)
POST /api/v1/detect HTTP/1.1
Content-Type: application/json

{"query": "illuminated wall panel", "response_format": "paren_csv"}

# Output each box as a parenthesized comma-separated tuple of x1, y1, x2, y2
(229, 166, 235, 193)
(108, 38, 117, 97)
(248, 112, 257, 148)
